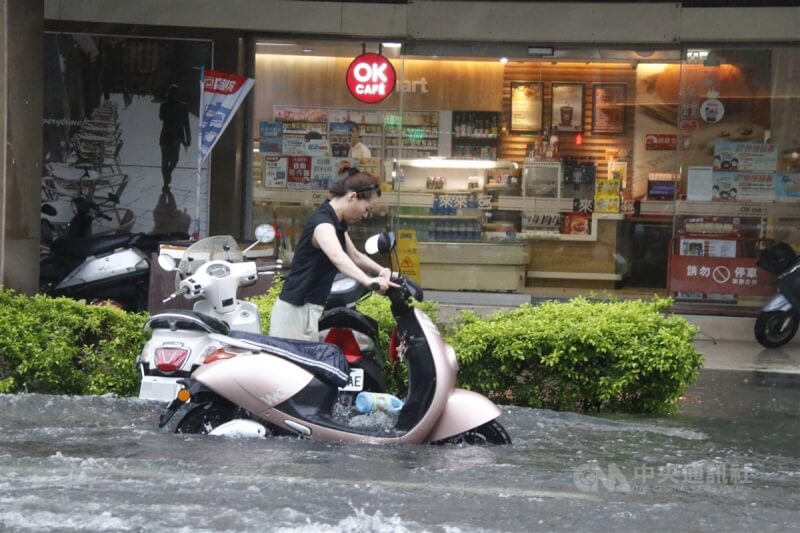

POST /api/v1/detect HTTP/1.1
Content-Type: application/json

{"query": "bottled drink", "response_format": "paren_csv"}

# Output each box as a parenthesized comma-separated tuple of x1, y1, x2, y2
(355, 392, 404, 414)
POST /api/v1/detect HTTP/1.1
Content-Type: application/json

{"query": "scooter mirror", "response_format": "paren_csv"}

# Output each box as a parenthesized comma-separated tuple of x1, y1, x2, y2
(41, 203, 57, 216)
(364, 232, 396, 255)
(157, 254, 178, 272)
(254, 224, 276, 244)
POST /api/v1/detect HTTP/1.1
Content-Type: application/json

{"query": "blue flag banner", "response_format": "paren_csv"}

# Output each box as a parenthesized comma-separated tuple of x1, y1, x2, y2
(200, 69, 254, 161)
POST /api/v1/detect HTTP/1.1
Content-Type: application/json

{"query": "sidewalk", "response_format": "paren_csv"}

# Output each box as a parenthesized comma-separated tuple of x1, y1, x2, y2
(686, 315, 800, 375)
(425, 290, 800, 376)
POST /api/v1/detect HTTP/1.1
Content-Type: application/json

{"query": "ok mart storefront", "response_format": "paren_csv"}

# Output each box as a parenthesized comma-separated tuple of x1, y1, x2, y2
(248, 37, 800, 313)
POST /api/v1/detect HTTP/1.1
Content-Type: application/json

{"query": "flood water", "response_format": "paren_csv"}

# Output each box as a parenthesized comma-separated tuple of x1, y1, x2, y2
(1, 369, 798, 532)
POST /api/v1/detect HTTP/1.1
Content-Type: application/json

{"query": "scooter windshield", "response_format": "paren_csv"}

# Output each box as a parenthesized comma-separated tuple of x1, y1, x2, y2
(175, 235, 243, 285)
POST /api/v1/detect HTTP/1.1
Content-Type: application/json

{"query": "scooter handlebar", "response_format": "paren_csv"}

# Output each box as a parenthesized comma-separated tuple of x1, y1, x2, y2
(256, 263, 282, 273)
(162, 286, 188, 303)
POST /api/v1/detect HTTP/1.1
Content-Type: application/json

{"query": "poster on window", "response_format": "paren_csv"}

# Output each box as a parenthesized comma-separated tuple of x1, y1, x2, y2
(263, 156, 287, 188)
(42, 32, 213, 238)
(776, 174, 800, 199)
(510, 82, 543, 133)
(287, 156, 312, 189)
(259, 121, 283, 154)
(712, 172, 775, 202)
(712, 141, 778, 173)
(551, 83, 584, 132)
(592, 83, 626, 134)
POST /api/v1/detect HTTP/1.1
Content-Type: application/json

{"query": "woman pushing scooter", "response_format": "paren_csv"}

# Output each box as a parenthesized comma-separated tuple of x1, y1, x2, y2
(158, 231, 511, 444)
(269, 170, 399, 341)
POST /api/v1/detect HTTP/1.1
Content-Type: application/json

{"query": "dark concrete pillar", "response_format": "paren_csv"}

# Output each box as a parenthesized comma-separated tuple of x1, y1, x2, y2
(0, 0, 43, 294)
(208, 35, 247, 239)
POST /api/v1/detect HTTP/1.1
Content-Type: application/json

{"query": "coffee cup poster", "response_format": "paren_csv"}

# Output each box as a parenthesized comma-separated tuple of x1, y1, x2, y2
(550, 83, 584, 133)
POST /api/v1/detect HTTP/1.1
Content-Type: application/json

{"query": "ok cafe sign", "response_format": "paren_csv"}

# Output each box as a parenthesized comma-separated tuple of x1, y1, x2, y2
(346, 53, 397, 104)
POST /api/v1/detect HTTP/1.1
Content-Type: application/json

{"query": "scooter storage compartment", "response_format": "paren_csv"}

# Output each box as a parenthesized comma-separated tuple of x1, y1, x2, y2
(757, 243, 798, 275)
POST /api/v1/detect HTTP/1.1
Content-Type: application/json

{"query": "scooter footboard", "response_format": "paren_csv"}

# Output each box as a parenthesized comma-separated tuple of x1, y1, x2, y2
(425, 388, 501, 442)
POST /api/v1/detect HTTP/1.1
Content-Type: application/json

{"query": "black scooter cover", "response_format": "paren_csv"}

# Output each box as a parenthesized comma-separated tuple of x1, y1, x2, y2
(227, 331, 350, 388)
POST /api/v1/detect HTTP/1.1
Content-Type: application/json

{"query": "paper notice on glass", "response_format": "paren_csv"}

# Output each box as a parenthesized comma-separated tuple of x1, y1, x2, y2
(687, 166, 713, 201)
(680, 238, 705, 256)
(263, 156, 287, 188)
(707, 239, 737, 258)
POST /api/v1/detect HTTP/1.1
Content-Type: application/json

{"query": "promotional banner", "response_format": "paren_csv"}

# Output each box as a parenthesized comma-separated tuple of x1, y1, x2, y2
(200, 69, 255, 161)
(193, 68, 254, 236)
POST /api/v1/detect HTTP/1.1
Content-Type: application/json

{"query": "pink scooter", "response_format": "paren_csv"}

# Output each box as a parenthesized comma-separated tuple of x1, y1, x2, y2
(158, 232, 511, 445)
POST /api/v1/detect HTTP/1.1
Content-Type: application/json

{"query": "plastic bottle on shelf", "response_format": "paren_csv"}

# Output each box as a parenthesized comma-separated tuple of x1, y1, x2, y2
(355, 392, 404, 414)
(457, 221, 467, 240)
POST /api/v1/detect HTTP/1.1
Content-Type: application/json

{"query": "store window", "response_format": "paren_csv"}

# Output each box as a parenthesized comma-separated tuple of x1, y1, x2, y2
(250, 40, 800, 310)
(670, 46, 800, 310)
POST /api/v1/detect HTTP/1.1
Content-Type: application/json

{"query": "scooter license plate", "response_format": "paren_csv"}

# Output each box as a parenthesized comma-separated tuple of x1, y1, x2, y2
(139, 376, 182, 403)
(339, 369, 364, 392)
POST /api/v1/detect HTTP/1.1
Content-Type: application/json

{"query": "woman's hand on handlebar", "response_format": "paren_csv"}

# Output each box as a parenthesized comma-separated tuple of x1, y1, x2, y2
(368, 275, 401, 294)
(378, 267, 398, 281)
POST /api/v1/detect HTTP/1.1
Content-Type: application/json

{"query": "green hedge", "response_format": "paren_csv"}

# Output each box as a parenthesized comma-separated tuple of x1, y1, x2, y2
(2, 285, 702, 414)
(0, 289, 147, 396)
(447, 297, 702, 414)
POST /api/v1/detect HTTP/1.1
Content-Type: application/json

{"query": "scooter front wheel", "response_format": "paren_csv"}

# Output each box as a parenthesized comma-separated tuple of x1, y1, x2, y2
(755, 311, 799, 348)
(175, 402, 238, 434)
(432, 420, 512, 445)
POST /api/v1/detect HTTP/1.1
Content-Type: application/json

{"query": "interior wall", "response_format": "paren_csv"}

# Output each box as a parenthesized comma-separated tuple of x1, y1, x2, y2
(499, 61, 637, 181)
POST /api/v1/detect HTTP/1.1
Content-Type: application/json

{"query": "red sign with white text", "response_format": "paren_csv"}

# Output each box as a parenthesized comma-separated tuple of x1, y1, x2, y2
(346, 53, 396, 104)
(287, 156, 312, 189)
(645, 133, 677, 151)
(668, 255, 774, 296)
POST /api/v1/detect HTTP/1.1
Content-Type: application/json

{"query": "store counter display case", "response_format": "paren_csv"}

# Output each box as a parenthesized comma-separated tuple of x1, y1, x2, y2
(392, 158, 528, 291)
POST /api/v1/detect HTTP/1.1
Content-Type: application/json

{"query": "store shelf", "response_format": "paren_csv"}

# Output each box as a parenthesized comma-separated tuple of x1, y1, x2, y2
(637, 200, 800, 217)
(527, 270, 623, 281)
(675, 200, 798, 217)
(397, 213, 478, 220)
(453, 136, 500, 143)
(252, 188, 330, 204)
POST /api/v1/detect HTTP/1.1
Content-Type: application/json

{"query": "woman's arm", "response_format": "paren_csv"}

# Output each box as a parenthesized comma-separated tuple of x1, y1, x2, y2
(344, 232, 389, 277)
(313, 224, 391, 290)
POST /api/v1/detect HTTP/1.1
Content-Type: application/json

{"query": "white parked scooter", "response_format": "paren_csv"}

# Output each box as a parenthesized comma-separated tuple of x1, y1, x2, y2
(137, 225, 279, 402)
(157, 232, 512, 445)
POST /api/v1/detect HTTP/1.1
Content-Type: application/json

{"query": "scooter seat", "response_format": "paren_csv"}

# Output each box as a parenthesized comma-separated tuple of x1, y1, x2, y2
(225, 330, 350, 388)
(146, 310, 230, 335)
(319, 307, 379, 339)
(51, 234, 136, 258)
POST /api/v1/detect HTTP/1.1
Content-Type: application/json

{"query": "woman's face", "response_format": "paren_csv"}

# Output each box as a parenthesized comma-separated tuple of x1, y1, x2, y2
(345, 194, 377, 223)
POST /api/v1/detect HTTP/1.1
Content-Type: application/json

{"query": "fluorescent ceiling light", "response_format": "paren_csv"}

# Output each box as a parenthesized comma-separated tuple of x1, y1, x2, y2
(382, 42, 402, 49)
